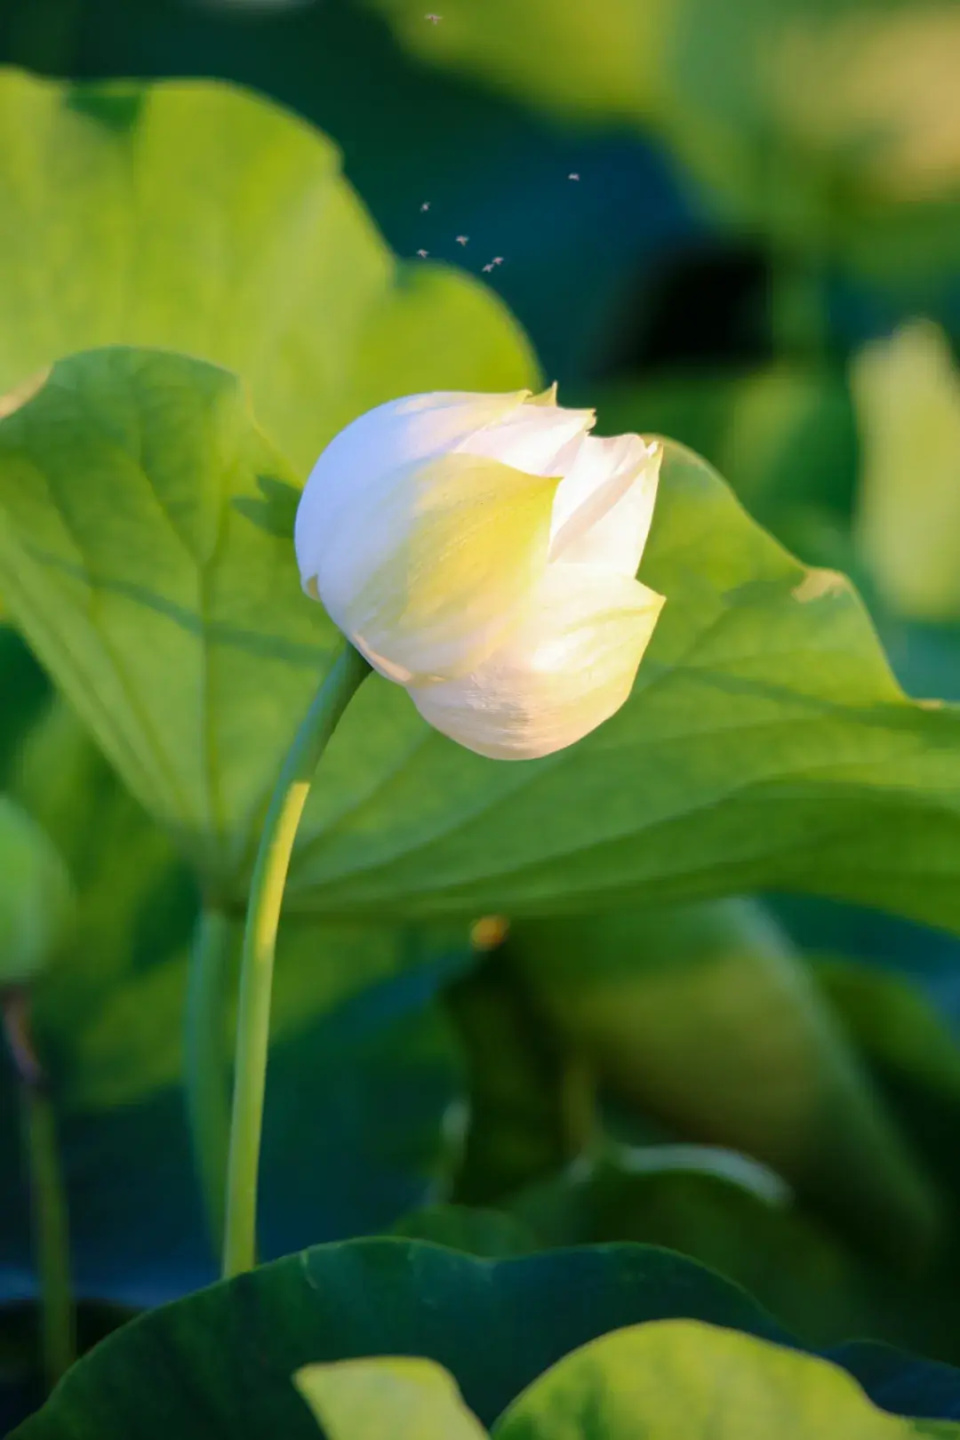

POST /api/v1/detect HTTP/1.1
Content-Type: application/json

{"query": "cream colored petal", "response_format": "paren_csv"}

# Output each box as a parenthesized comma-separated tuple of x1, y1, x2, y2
(550, 433, 661, 575)
(295, 388, 530, 591)
(317, 452, 561, 684)
(456, 396, 595, 476)
(408, 562, 664, 759)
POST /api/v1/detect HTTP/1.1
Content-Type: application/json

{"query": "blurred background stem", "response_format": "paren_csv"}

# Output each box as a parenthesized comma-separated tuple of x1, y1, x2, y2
(184, 906, 234, 1255)
(2, 989, 75, 1390)
(222, 643, 372, 1279)
(445, 943, 599, 1206)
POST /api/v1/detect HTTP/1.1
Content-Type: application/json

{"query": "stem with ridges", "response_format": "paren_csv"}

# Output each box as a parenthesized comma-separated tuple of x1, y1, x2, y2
(222, 643, 372, 1278)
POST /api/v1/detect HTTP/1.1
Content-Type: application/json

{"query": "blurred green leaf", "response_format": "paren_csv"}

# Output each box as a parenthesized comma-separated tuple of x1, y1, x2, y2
(390, 1204, 538, 1258)
(1, 700, 462, 1303)
(6, 353, 960, 934)
(0, 795, 72, 985)
(592, 363, 858, 563)
(494, 1321, 954, 1439)
(508, 899, 940, 1257)
(662, 0, 960, 287)
(371, 0, 960, 289)
(852, 321, 960, 623)
(0, 629, 49, 786)
(364, 0, 663, 125)
(444, 950, 593, 1206)
(510, 1150, 960, 1360)
(9, 1237, 795, 1438)
(296, 1357, 486, 1440)
(816, 959, 960, 1104)
(0, 69, 536, 477)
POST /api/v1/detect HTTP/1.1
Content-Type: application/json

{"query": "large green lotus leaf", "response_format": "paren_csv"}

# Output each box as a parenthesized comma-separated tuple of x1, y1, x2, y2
(17, 1237, 960, 1440)
(506, 899, 940, 1257)
(0, 346, 330, 890)
(0, 68, 536, 476)
(493, 1321, 954, 1439)
(6, 348, 960, 929)
(8, 1238, 796, 1438)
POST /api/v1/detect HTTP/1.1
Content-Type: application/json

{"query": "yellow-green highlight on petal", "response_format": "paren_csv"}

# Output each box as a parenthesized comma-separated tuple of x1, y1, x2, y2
(347, 453, 562, 684)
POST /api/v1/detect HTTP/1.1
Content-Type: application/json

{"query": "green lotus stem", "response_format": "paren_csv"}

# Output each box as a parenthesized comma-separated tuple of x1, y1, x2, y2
(3, 991, 75, 1388)
(23, 1083, 75, 1387)
(222, 643, 372, 1278)
(184, 906, 234, 1253)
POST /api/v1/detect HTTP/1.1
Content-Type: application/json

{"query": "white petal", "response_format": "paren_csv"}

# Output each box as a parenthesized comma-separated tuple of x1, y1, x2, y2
(549, 434, 662, 576)
(408, 563, 664, 760)
(309, 453, 560, 684)
(295, 389, 530, 591)
(456, 397, 595, 477)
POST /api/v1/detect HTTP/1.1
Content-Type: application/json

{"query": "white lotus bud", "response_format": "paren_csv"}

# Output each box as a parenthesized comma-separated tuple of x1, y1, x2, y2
(295, 387, 664, 760)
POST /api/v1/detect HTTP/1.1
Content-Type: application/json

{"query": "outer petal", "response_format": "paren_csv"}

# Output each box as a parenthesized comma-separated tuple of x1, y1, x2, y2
(295, 389, 530, 591)
(457, 396, 595, 476)
(408, 563, 665, 759)
(315, 453, 561, 684)
(550, 433, 662, 576)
